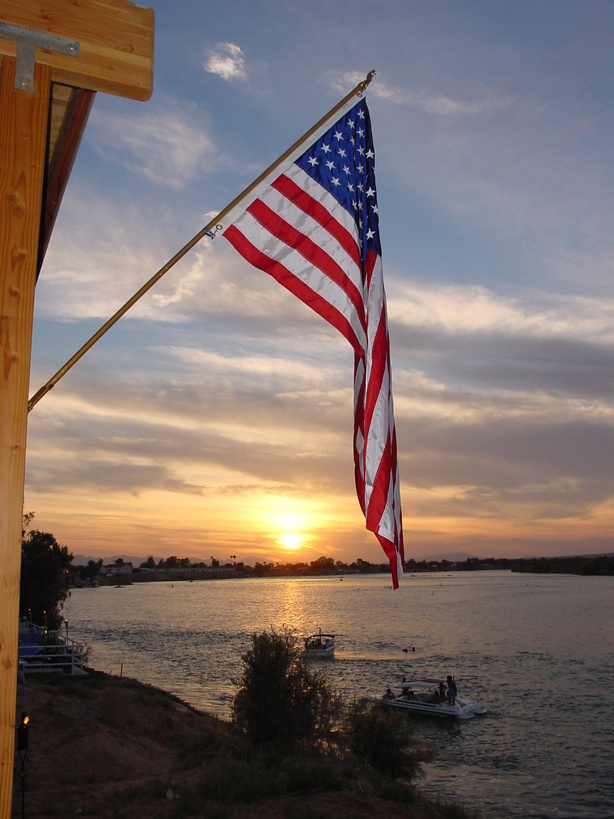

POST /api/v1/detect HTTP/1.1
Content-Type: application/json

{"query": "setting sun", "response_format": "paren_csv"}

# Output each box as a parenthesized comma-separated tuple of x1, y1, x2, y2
(278, 532, 303, 551)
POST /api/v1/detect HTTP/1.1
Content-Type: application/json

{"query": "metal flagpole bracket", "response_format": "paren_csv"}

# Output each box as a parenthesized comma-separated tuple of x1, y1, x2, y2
(204, 225, 222, 240)
(0, 22, 79, 92)
(357, 70, 376, 97)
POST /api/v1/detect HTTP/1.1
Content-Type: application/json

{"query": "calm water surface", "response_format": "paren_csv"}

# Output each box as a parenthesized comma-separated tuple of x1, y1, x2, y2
(64, 571, 614, 818)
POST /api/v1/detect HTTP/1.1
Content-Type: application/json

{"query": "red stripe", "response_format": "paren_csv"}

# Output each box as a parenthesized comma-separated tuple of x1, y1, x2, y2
(353, 352, 366, 515)
(363, 250, 387, 437)
(377, 534, 399, 589)
(225, 224, 362, 350)
(272, 174, 362, 270)
(363, 310, 388, 438)
(367, 431, 392, 532)
(247, 198, 366, 335)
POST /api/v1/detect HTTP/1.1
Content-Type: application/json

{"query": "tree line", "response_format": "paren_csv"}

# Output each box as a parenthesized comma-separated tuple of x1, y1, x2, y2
(20, 513, 613, 630)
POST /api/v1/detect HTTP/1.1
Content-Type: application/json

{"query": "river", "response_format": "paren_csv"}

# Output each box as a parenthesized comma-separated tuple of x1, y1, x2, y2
(64, 570, 614, 818)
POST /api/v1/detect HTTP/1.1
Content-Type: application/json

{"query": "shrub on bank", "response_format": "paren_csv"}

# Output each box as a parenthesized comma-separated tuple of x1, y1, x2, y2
(231, 628, 342, 748)
(345, 697, 433, 780)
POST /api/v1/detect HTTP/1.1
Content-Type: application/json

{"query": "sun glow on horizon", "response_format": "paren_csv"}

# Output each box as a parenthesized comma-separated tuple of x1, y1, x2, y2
(278, 532, 304, 551)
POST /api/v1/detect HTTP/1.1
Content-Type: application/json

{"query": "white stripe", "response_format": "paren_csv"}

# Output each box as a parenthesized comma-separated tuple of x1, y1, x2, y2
(363, 255, 385, 390)
(396, 551, 404, 581)
(231, 209, 367, 350)
(353, 357, 365, 482)
(375, 476, 395, 542)
(258, 181, 363, 295)
(353, 356, 365, 416)
(364, 359, 390, 512)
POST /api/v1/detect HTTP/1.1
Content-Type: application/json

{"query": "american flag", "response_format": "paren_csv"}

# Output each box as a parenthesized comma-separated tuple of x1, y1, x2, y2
(223, 98, 404, 587)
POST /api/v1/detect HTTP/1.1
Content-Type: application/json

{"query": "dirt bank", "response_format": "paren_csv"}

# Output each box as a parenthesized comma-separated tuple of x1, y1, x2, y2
(12, 672, 463, 818)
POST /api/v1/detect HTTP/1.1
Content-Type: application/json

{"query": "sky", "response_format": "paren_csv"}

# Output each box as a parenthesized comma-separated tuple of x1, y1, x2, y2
(25, 0, 614, 568)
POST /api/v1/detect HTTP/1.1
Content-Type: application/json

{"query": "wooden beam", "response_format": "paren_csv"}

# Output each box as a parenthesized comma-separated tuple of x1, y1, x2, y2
(0, 55, 51, 818)
(0, 0, 154, 101)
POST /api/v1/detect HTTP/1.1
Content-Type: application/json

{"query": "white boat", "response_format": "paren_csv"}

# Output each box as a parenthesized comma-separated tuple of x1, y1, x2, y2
(374, 677, 486, 720)
(303, 630, 335, 659)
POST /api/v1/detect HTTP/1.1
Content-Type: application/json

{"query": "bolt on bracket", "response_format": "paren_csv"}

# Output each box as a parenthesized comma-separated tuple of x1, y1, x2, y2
(0, 21, 79, 92)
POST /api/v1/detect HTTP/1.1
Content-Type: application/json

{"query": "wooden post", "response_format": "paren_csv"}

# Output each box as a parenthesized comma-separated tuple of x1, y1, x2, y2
(0, 55, 50, 815)
(0, 4, 153, 814)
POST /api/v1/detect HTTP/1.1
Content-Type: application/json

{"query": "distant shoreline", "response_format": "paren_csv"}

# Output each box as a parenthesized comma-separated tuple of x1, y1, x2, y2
(71, 553, 614, 588)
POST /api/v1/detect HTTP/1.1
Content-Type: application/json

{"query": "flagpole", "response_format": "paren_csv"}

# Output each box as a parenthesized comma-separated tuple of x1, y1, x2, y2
(28, 70, 376, 412)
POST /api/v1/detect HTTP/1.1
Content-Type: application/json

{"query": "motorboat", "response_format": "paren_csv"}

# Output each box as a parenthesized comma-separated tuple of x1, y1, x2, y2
(303, 630, 335, 659)
(374, 677, 486, 720)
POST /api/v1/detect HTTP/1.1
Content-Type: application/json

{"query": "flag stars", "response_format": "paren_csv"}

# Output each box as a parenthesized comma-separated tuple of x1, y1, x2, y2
(293, 101, 380, 256)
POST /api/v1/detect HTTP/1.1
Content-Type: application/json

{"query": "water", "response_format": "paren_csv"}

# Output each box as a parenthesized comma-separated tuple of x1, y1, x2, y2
(64, 571, 614, 818)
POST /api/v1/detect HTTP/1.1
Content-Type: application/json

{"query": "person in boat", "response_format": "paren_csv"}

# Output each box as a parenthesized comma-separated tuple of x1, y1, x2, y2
(447, 675, 457, 704)
(439, 681, 447, 700)
(383, 688, 396, 699)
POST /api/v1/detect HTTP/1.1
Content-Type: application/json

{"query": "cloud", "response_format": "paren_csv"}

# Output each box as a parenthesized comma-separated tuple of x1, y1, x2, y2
(25, 369, 352, 499)
(330, 70, 516, 117)
(388, 282, 614, 344)
(35, 191, 171, 321)
(203, 42, 247, 81)
(87, 99, 216, 188)
(386, 282, 614, 406)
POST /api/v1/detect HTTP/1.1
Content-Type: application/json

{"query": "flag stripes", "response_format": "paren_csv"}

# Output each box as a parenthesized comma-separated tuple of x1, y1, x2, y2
(224, 98, 404, 586)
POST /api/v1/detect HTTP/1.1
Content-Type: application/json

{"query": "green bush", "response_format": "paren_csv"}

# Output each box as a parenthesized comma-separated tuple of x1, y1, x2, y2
(345, 699, 430, 780)
(197, 759, 283, 803)
(283, 757, 344, 794)
(231, 629, 342, 748)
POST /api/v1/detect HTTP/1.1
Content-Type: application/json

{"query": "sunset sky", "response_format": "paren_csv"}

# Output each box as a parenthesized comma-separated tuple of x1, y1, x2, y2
(25, 0, 614, 568)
